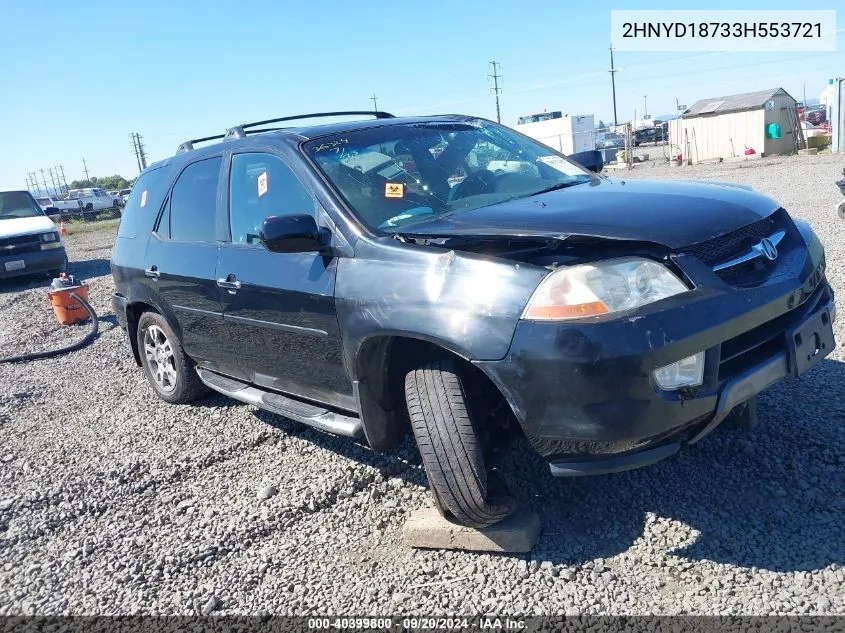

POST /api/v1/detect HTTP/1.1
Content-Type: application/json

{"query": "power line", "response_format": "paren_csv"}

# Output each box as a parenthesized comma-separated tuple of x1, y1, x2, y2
(609, 45, 618, 126)
(370, 92, 379, 112)
(488, 61, 502, 124)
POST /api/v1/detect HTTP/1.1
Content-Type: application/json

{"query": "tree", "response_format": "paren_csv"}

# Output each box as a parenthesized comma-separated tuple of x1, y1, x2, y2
(597, 119, 606, 130)
(68, 175, 131, 191)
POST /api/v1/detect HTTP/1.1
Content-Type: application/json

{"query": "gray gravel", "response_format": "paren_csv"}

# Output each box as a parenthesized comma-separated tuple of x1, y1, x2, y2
(1, 154, 844, 616)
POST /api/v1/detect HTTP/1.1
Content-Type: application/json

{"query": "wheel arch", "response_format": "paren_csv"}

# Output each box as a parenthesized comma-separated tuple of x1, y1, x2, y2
(353, 333, 516, 452)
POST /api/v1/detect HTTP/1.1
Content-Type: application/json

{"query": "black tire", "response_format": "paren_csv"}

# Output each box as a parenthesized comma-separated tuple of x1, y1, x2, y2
(136, 311, 209, 404)
(405, 358, 515, 528)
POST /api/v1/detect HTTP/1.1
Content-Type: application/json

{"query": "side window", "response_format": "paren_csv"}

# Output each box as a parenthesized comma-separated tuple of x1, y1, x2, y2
(117, 166, 172, 239)
(229, 152, 314, 246)
(169, 156, 221, 243)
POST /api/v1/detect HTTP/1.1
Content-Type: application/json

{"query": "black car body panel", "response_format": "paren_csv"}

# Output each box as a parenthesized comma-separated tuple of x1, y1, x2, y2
(110, 114, 836, 477)
(396, 179, 781, 248)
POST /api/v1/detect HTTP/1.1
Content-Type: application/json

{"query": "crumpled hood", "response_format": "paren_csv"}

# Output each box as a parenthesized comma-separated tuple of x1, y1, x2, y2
(401, 178, 780, 249)
(0, 215, 56, 239)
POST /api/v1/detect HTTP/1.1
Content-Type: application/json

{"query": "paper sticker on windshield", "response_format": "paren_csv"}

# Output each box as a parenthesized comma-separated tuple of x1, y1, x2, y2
(385, 183, 404, 198)
(538, 156, 584, 176)
(140, 191, 148, 208)
(257, 171, 268, 197)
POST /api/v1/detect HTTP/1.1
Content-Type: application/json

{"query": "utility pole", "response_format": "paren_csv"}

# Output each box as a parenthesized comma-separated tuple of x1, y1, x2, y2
(47, 168, 58, 194)
(370, 92, 379, 112)
(39, 169, 49, 195)
(488, 61, 502, 124)
(609, 45, 618, 127)
(82, 158, 90, 184)
(803, 82, 806, 105)
(130, 132, 148, 171)
(130, 133, 142, 173)
(643, 95, 648, 118)
(28, 172, 39, 196)
(58, 165, 68, 193)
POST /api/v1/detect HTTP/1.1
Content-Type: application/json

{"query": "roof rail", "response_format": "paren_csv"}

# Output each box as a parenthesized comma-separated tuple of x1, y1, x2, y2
(237, 110, 395, 129)
(176, 111, 395, 154)
(176, 133, 226, 154)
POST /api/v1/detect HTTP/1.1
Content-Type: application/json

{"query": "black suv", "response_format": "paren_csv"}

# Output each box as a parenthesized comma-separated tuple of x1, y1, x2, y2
(111, 112, 835, 528)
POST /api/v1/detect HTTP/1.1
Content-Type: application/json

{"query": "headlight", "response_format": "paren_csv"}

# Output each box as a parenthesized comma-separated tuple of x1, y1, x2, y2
(653, 352, 705, 390)
(522, 257, 688, 320)
(40, 231, 62, 250)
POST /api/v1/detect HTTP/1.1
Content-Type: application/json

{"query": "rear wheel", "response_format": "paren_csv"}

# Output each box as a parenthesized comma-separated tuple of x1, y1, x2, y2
(405, 358, 516, 528)
(136, 311, 209, 404)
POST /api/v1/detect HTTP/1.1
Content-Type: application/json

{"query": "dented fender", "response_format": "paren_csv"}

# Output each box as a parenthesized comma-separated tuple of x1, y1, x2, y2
(335, 238, 549, 376)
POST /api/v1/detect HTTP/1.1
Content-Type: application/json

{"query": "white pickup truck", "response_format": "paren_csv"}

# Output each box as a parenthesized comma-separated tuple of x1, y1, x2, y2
(67, 187, 121, 218)
(35, 196, 84, 216)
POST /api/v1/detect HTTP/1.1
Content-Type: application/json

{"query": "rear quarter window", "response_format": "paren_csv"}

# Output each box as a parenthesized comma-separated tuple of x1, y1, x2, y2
(117, 167, 172, 239)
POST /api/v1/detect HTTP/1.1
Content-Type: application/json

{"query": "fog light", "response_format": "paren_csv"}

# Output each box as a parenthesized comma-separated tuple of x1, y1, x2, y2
(653, 352, 705, 390)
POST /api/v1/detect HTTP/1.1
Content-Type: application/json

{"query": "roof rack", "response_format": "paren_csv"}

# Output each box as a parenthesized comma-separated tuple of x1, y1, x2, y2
(176, 111, 395, 153)
(176, 133, 226, 154)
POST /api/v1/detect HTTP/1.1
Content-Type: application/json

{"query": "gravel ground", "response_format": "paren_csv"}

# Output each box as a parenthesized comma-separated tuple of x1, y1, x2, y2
(1, 154, 843, 616)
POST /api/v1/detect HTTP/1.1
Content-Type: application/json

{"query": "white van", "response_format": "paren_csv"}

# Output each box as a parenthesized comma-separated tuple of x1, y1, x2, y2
(0, 190, 67, 279)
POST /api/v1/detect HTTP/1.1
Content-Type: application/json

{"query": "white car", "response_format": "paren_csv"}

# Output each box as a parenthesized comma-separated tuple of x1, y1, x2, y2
(0, 190, 67, 279)
(118, 188, 132, 206)
(35, 196, 84, 215)
(486, 151, 538, 176)
(67, 187, 120, 217)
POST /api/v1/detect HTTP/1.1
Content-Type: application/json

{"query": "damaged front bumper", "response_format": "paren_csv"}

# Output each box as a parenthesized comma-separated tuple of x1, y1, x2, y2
(475, 269, 835, 477)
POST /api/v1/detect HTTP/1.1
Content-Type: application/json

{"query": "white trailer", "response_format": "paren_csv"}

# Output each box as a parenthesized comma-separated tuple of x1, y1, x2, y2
(514, 112, 595, 155)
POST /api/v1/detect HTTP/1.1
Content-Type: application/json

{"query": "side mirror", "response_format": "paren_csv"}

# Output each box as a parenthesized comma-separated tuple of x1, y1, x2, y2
(260, 214, 322, 253)
(568, 149, 604, 173)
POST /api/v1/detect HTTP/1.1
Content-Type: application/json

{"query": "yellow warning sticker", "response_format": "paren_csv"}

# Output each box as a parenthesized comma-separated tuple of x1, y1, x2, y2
(385, 182, 404, 198)
(140, 191, 148, 208)
(257, 171, 268, 197)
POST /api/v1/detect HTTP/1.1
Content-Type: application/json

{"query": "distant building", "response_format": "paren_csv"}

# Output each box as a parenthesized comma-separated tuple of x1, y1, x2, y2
(515, 111, 595, 154)
(669, 88, 801, 162)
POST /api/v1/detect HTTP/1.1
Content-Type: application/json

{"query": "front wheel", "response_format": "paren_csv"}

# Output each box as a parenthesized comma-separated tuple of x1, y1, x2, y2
(405, 358, 516, 528)
(136, 311, 209, 404)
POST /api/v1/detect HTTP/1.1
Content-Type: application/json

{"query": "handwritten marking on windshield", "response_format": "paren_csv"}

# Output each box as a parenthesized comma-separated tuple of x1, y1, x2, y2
(313, 138, 349, 153)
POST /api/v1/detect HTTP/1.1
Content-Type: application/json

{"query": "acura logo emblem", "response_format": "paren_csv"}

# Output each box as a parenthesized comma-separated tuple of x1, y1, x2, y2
(756, 237, 778, 261)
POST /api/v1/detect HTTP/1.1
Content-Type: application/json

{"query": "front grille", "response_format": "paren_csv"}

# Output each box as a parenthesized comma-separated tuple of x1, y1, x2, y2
(0, 234, 41, 256)
(684, 213, 779, 266)
(682, 210, 793, 287)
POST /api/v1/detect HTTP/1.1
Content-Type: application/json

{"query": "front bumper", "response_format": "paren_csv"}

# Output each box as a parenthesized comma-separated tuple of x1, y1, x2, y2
(0, 247, 66, 279)
(476, 255, 835, 476)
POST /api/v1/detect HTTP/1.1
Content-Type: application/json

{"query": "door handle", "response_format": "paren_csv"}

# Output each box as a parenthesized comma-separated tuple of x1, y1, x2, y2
(216, 275, 241, 292)
(144, 266, 160, 279)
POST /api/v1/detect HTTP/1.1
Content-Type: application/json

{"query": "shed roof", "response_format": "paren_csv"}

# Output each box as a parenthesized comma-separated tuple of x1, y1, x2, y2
(682, 88, 792, 118)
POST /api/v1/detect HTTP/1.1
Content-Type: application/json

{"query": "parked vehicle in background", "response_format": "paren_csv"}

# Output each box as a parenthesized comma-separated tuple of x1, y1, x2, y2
(111, 111, 835, 529)
(67, 187, 120, 218)
(119, 188, 132, 206)
(806, 105, 826, 126)
(1, 190, 67, 279)
(35, 196, 84, 216)
(596, 132, 624, 150)
(634, 124, 667, 146)
(486, 150, 538, 175)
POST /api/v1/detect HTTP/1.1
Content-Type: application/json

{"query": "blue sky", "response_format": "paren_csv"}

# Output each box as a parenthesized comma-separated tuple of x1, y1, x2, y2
(1, 0, 842, 190)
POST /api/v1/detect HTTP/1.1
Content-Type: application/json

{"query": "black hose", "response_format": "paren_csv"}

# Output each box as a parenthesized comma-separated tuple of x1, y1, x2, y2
(0, 292, 99, 364)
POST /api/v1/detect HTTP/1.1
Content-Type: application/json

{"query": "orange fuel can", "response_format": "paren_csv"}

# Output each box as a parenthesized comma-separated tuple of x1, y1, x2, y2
(48, 274, 90, 325)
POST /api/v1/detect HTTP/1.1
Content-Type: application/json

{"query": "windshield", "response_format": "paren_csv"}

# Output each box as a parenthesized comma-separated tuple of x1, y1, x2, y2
(0, 191, 45, 219)
(304, 119, 593, 232)
(36, 197, 51, 206)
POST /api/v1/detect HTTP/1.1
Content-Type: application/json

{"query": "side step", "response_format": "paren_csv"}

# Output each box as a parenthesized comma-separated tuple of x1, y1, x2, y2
(196, 368, 363, 439)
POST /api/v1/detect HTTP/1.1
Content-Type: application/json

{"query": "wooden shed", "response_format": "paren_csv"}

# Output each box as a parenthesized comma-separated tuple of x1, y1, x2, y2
(669, 88, 803, 162)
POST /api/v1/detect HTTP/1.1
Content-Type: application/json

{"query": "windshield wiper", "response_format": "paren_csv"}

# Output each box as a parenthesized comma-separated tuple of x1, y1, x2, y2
(528, 181, 582, 197)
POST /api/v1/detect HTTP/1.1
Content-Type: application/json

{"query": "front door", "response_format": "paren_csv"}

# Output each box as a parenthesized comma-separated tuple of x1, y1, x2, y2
(217, 151, 353, 410)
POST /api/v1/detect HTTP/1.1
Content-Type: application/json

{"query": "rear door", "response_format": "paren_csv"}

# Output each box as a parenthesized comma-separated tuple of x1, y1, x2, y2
(216, 150, 352, 410)
(143, 155, 243, 377)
